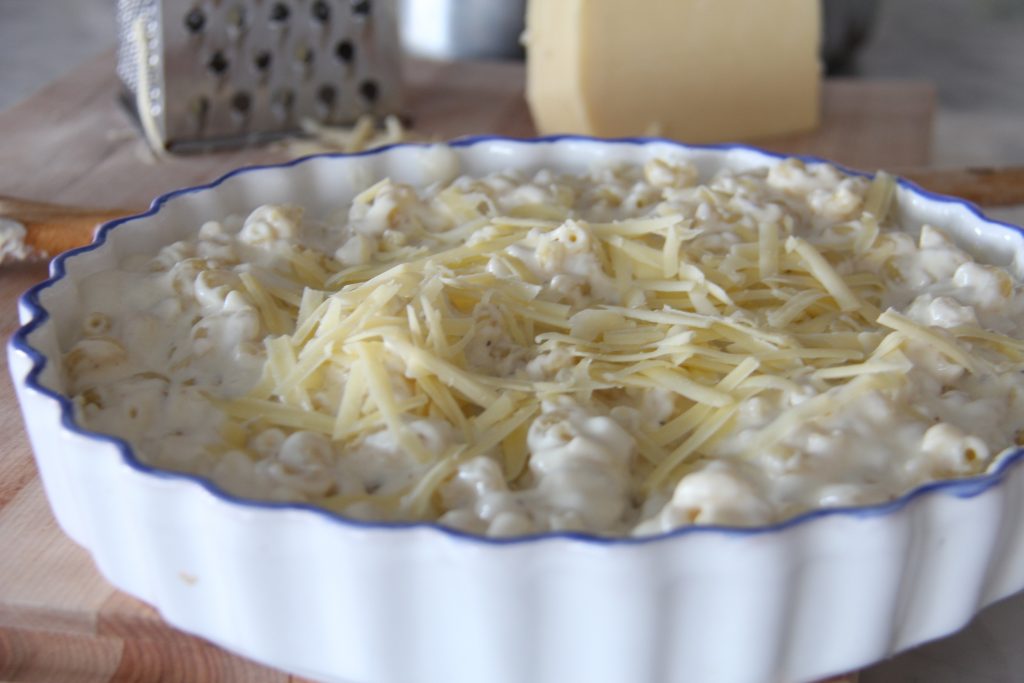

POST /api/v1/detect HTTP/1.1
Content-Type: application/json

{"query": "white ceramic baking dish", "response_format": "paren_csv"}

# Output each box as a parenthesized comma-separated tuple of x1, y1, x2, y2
(10, 137, 1024, 683)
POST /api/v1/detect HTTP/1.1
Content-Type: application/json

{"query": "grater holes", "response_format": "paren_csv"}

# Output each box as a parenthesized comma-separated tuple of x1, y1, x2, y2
(334, 40, 355, 64)
(253, 50, 273, 73)
(184, 7, 206, 33)
(315, 84, 337, 119)
(317, 84, 337, 107)
(359, 80, 379, 103)
(231, 91, 253, 118)
(351, 0, 372, 17)
(208, 51, 230, 75)
(311, 1, 331, 23)
(189, 95, 210, 127)
(271, 88, 296, 120)
(294, 44, 315, 73)
(226, 4, 247, 38)
(190, 95, 209, 115)
(270, 2, 290, 24)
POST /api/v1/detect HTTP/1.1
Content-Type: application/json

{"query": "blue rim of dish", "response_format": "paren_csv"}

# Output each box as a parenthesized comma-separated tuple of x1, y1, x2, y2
(9, 134, 1024, 546)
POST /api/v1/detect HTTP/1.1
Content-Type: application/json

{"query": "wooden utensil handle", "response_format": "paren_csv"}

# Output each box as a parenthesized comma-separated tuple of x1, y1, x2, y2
(0, 196, 135, 260)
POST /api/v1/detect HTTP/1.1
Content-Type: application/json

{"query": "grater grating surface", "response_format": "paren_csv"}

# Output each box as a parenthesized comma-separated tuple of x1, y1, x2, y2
(116, 0, 402, 152)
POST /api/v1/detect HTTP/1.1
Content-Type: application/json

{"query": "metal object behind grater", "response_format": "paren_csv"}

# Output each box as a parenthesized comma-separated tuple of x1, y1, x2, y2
(116, 0, 402, 152)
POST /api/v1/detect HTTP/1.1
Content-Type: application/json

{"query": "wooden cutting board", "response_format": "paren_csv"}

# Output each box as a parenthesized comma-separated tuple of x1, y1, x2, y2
(0, 49, 937, 682)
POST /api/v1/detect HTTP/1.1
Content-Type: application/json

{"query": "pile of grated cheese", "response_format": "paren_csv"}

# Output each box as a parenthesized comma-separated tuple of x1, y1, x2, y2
(66, 151, 1024, 536)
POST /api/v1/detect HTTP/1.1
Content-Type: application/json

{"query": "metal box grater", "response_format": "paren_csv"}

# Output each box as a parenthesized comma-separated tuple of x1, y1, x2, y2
(116, 0, 403, 152)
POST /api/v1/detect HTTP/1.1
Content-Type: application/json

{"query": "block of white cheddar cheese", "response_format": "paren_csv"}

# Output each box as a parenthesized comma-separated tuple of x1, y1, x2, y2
(525, 0, 822, 142)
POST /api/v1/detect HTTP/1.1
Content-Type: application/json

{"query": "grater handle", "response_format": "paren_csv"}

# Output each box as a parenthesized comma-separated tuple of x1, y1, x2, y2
(0, 196, 137, 264)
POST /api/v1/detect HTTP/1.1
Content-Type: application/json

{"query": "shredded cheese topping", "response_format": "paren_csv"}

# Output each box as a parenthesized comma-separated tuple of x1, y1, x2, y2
(63, 151, 1024, 537)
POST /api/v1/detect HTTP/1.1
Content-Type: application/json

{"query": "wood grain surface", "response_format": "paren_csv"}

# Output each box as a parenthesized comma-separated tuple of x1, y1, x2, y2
(900, 165, 1024, 207)
(0, 49, 939, 682)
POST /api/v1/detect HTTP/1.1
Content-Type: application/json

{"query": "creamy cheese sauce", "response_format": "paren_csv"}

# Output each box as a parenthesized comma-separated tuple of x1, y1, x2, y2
(64, 149, 1024, 537)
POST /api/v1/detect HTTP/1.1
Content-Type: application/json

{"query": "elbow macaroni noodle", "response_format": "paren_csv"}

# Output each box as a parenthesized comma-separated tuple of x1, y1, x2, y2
(64, 149, 1024, 537)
